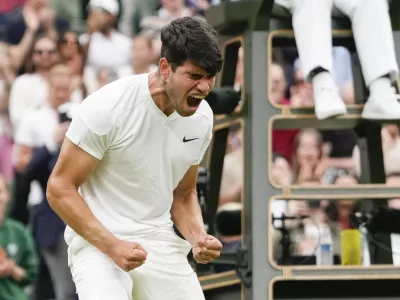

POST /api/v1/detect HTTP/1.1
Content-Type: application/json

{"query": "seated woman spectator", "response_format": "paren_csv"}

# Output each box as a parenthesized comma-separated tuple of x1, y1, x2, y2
(291, 128, 327, 184)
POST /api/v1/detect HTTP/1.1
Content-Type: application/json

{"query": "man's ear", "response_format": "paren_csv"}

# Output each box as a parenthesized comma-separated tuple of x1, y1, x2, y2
(159, 58, 170, 80)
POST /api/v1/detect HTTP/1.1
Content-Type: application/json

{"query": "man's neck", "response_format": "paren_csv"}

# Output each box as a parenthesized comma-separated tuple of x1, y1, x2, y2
(148, 72, 174, 116)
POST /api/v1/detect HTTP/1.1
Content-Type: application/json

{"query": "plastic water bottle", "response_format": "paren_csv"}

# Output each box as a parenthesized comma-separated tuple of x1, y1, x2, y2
(316, 225, 334, 266)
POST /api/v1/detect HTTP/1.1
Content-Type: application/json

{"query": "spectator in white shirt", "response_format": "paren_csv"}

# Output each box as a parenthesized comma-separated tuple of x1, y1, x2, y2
(82, 0, 132, 94)
(15, 65, 75, 165)
(9, 35, 59, 132)
(82, 0, 131, 72)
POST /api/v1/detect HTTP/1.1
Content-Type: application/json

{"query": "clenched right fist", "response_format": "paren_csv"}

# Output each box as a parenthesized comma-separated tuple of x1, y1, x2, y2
(108, 240, 147, 272)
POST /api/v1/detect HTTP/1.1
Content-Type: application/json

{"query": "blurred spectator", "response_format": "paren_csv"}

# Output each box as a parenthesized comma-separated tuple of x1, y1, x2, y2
(7, 0, 69, 45)
(9, 35, 59, 131)
(82, 0, 132, 93)
(58, 31, 83, 76)
(0, 174, 38, 300)
(15, 64, 77, 300)
(14, 64, 75, 165)
(269, 62, 289, 105)
(291, 129, 327, 184)
(82, 0, 131, 72)
(117, 35, 158, 79)
(58, 30, 85, 99)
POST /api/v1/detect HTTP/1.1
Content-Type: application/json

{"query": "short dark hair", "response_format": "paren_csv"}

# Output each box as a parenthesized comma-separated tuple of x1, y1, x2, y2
(160, 17, 223, 76)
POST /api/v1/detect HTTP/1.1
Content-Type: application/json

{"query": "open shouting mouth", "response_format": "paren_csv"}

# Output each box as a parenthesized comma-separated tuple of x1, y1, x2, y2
(187, 95, 205, 108)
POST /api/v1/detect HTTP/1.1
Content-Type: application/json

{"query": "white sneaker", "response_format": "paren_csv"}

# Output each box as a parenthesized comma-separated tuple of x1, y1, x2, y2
(362, 94, 400, 120)
(314, 87, 348, 120)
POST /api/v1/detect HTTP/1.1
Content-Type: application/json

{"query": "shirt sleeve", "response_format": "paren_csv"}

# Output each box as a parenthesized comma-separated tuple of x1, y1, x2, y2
(65, 98, 117, 160)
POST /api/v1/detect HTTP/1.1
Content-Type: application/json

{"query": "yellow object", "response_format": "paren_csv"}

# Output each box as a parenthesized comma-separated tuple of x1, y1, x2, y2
(341, 229, 362, 265)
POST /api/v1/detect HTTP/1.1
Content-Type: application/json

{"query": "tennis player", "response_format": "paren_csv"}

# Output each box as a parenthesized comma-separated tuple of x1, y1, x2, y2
(47, 17, 223, 300)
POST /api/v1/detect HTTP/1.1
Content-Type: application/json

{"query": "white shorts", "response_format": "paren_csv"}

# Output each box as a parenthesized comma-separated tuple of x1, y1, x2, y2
(68, 230, 205, 300)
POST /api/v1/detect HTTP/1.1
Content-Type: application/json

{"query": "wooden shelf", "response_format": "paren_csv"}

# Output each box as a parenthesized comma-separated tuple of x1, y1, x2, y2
(199, 271, 241, 291)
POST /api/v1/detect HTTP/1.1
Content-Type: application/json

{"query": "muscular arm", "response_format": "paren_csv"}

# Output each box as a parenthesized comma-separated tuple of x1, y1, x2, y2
(171, 165, 206, 246)
(46, 138, 119, 255)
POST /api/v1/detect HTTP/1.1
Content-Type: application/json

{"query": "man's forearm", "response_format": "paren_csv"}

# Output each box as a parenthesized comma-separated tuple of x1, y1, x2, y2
(47, 180, 118, 255)
(171, 190, 206, 246)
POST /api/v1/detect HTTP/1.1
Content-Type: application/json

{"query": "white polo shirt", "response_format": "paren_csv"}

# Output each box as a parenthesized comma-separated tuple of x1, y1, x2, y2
(65, 73, 213, 246)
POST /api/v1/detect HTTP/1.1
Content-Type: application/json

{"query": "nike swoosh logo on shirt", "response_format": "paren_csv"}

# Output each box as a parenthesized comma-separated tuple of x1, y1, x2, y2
(183, 136, 199, 143)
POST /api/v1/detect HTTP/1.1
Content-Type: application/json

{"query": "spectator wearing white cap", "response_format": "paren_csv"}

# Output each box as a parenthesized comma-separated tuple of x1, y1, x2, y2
(81, 0, 132, 93)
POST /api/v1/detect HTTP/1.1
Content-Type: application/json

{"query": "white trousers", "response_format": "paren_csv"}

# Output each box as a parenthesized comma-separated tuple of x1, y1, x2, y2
(275, 0, 399, 85)
(68, 231, 205, 300)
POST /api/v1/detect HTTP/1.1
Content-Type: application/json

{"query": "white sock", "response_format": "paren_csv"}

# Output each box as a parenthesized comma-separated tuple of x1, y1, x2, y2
(312, 71, 336, 91)
(369, 77, 394, 96)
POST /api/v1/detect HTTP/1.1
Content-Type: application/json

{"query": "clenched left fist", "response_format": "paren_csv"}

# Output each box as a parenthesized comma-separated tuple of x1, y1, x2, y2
(192, 234, 223, 264)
